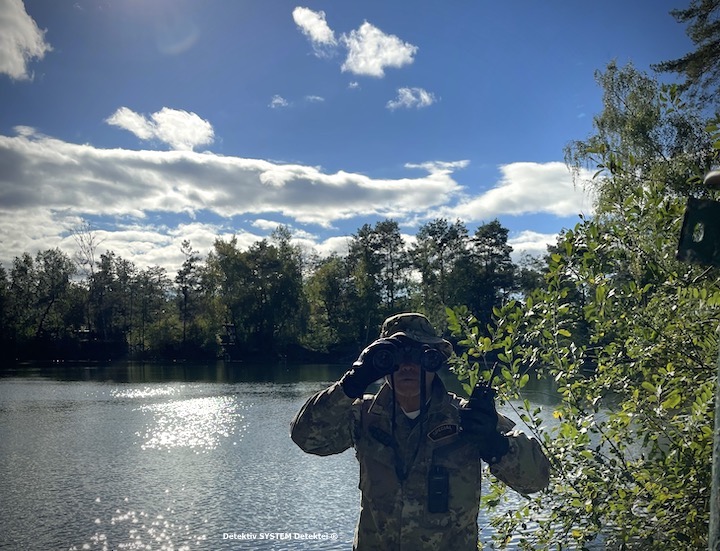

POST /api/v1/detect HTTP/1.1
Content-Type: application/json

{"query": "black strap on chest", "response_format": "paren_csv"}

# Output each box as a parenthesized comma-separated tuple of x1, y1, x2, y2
(368, 419, 425, 482)
(368, 421, 419, 481)
(368, 422, 450, 513)
(365, 370, 436, 481)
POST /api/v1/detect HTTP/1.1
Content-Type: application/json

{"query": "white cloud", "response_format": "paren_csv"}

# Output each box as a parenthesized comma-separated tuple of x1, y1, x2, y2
(0, 209, 256, 279)
(269, 95, 289, 108)
(77, 222, 251, 278)
(292, 7, 337, 57)
(0, 0, 52, 80)
(446, 161, 595, 221)
(0, 129, 595, 278)
(312, 235, 353, 258)
(341, 21, 417, 77)
(106, 107, 155, 140)
(0, 127, 464, 271)
(292, 10, 416, 79)
(405, 160, 470, 175)
(508, 230, 558, 262)
(251, 219, 285, 231)
(305, 95, 325, 103)
(387, 87, 437, 110)
(106, 107, 214, 151)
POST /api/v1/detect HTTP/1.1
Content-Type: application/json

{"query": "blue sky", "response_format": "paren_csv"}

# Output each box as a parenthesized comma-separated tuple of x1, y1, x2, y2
(0, 0, 694, 276)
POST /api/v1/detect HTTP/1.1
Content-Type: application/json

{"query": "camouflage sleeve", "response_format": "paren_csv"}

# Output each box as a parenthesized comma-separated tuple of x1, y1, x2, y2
(455, 396, 551, 494)
(290, 381, 358, 456)
(490, 429, 551, 494)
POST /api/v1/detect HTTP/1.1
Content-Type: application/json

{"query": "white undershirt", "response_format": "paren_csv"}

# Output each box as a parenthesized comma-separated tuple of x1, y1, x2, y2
(402, 408, 421, 419)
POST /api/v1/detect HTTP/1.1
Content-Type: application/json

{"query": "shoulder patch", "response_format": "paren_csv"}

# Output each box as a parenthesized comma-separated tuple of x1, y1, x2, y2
(428, 423, 458, 442)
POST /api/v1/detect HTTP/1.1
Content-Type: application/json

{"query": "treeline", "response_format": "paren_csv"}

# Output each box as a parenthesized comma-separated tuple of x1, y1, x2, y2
(0, 219, 546, 363)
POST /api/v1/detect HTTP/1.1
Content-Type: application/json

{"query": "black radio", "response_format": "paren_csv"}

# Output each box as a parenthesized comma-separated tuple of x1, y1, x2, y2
(427, 465, 449, 513)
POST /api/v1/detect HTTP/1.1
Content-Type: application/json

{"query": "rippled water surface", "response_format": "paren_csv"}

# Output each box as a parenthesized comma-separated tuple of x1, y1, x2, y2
(0, 362, 553, 550)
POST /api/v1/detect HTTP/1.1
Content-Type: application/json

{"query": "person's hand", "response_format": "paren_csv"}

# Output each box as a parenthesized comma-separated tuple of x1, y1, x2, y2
(339, 338, 400, 399)
(459, 382, 509, 464)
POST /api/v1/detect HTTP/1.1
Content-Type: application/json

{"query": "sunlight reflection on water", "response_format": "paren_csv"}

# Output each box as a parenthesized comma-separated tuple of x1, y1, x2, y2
(112, 385, 180, 400)
(1, 370, 360, 550)
(135, 395, 247, 452)
(1, 368, 567, 550)
(72, 508, 207, 551)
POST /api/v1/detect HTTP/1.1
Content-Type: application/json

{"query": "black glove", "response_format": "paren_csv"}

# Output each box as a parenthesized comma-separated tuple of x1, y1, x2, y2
(459, 381, 509, 464)
(340, 338, 400, 399)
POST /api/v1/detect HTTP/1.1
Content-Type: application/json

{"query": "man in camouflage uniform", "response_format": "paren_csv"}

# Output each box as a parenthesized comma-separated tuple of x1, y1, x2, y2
(291, 313, 550, 550)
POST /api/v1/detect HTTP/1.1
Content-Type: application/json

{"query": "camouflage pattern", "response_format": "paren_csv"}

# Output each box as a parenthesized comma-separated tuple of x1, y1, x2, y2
(290, 377, 551, 550)
(379, 313, 454, 359)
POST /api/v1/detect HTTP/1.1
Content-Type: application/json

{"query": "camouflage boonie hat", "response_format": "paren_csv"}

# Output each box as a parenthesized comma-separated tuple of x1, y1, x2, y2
(380, 313, 454, 358)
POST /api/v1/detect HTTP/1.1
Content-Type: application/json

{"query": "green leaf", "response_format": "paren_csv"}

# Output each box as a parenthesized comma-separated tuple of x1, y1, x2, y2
(662, 392, 681, 410)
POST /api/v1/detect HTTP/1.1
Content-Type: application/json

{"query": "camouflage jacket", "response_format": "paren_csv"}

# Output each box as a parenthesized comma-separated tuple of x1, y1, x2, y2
(290, 377, 550, 550)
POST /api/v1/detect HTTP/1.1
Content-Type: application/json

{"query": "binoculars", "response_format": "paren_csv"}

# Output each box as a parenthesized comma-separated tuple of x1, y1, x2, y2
(369, 340, 446, 373)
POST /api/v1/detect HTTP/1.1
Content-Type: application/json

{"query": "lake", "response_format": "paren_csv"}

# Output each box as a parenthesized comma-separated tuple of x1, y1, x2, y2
(0, 362, 558, 550)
